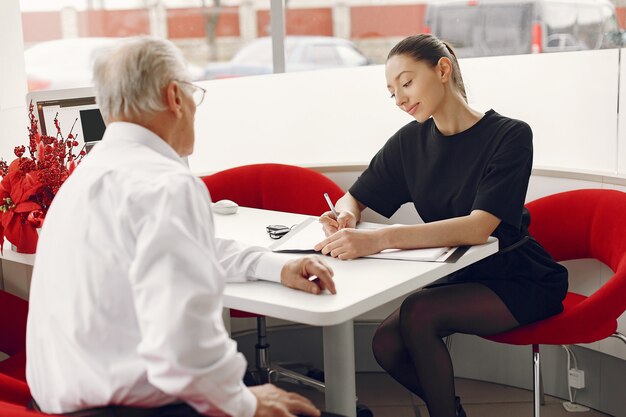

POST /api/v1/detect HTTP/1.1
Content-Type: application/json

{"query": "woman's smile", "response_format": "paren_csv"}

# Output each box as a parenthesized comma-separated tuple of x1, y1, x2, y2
(406, 103, 419, 115)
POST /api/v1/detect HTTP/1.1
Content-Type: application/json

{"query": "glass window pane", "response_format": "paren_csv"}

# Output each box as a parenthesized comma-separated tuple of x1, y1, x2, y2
(335, 45, 369, 66)
(481, 4, 532, 56)
(301, 44, 341, 65)
(431, 7, 478, 56)
(21, 0, 626, 89)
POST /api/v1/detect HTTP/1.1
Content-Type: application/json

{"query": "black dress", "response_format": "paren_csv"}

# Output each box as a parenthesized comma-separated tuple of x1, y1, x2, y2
(349, 110, 568, 325)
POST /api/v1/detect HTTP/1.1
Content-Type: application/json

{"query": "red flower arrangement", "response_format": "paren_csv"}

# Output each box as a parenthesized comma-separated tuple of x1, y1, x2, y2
(0, 102, 86, 253)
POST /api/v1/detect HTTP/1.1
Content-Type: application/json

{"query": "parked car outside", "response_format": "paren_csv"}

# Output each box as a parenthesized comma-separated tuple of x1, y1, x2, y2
(544, 33, 587, 52)
(203, 36, 372, 80)
(25, 37, 204, 91)
(424, 0, 623, 58)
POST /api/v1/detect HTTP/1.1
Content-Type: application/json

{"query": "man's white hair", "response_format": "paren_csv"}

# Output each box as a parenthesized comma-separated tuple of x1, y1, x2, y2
(93, 36, 190, 121)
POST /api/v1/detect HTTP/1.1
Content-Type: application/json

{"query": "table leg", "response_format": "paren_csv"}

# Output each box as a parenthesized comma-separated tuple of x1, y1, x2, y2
(323, 320, 356, 417)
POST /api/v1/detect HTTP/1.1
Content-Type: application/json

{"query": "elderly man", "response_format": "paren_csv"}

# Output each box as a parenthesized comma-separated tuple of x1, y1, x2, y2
(26, 37, 338, 417)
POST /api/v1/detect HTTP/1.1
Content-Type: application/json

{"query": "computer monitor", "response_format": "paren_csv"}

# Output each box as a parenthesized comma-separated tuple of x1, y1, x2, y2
(25, 87, 105, 153)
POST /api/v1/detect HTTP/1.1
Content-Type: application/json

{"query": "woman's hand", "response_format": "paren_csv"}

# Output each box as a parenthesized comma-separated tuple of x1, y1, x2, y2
(319, 210, 357, 236)
(314, 228, 383, 260)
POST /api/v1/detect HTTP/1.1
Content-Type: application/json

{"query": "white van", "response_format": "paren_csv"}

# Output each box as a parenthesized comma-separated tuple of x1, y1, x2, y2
(424, 0, 623, 57)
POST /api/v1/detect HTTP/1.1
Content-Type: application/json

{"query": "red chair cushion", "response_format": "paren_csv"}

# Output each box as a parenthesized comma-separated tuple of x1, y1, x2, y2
(229, 309, 260, 318)
(485, 292, 616, 345)
(0, 374, 31, 406)
(0, 351, 26, 382)
(486, 189, 626, 347)
(0, 291, 28, 356)
(201, 164, 344, 217)
(0, 400, 44, 416)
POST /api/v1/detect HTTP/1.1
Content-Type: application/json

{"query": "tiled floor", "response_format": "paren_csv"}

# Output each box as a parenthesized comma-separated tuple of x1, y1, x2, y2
(275, 372, 611, 417)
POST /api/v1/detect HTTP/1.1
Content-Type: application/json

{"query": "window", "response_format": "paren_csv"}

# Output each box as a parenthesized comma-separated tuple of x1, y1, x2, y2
(301, 44, 341, 66)
(20, 0, 626, 90)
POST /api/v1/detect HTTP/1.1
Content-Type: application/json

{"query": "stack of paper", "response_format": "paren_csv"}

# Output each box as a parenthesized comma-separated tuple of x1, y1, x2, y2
(270, 217, 454, 262)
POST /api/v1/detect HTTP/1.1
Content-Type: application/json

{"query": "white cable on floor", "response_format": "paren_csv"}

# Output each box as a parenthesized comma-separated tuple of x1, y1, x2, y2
(561, 344, 589, 412)
(562, 344, 574, 403)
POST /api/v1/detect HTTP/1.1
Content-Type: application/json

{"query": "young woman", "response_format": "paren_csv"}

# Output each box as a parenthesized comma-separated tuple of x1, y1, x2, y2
(314, 34, 568, 417)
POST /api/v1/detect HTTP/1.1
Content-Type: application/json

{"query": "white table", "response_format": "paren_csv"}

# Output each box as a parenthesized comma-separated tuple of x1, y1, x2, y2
(213, 207, 499, 417)
(0, 208, 498, 417)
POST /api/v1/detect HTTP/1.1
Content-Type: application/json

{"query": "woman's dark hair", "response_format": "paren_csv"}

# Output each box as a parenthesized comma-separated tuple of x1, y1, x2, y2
(387, 34, 467, 103)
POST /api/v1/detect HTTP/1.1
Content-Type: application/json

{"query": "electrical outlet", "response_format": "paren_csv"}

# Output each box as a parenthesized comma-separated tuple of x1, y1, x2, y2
(568, 369, 585, 389)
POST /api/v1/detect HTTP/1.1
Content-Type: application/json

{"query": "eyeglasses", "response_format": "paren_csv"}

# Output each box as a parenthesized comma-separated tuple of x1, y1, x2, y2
(178, 80, 206, 106)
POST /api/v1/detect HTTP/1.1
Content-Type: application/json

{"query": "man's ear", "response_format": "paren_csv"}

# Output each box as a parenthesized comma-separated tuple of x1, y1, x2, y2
(437, 57, 453, 83)
(165, 81, 184, 118)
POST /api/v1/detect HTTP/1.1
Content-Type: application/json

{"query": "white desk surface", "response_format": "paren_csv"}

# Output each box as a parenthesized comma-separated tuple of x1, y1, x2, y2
(214, 207, 499, 327)
(0, 207, 499, 328)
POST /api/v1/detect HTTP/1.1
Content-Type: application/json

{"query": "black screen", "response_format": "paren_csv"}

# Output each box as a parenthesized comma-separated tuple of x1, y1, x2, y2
(79, 108, 106, 143)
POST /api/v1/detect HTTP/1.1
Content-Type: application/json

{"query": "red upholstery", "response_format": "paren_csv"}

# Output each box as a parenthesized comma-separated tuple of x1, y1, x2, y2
(0, 290, 28, 382)
(201, 163, 344, 318)
(0, 374, 30, 406)
(0, 352, 27, 382)
(0, 290, 32, 410)
(0, 400, 43, 416)
(202, 163, 345, 216)
(0, 291, 28, 358)
(485, 189, 626, 345)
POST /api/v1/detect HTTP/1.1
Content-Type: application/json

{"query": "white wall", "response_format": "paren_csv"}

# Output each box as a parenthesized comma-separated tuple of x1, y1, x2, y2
(0, 0, 28, 162)
(189, 49, 624, 177)
(189, 65, 408, 175)
(462, 50, 620, 174)
(0, 0, 31, 297)
(619, 51, 626, 174)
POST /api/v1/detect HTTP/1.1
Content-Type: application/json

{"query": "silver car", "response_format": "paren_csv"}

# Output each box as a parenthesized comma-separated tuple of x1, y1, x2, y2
(203, 36, 372, 80)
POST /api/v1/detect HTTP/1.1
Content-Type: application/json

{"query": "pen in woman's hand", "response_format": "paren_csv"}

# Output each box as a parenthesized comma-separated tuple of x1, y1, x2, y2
(323, 192, 339, 218)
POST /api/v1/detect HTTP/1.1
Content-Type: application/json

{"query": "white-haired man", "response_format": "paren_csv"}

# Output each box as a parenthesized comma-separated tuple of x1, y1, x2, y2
(26, 37, 339, 417)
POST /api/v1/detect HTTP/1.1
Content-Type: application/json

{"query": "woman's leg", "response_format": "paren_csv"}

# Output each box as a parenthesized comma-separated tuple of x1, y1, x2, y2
(372, 283, 519, 417)
(372, 308, 425, 395)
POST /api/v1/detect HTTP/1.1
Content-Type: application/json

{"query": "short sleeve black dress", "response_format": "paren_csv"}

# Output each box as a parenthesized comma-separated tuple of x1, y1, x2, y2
(349, 110, 568, 325)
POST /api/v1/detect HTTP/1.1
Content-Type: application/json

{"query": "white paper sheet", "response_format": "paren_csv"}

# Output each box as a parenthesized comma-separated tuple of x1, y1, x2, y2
(270, 217, 452, 262)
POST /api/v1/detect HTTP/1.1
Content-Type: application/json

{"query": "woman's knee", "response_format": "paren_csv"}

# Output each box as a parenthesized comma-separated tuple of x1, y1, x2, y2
(371, 322, 403, 370)
(398, 291, 439, 337)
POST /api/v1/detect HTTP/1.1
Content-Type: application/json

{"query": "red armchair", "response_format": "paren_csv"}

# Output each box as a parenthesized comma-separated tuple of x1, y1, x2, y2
(484, 189, 626, 416)
(201, 163, 344, 387)
(0, 401, 44, 417)
(0, 290, 42, 414)
(0, 290, 28, 382)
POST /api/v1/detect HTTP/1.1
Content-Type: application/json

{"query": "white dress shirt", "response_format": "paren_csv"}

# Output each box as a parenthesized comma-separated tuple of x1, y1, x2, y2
(26, 122, 284, 417)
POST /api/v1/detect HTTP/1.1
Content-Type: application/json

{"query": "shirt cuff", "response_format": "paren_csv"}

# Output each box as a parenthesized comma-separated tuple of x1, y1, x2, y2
(250, 252, 284, 283)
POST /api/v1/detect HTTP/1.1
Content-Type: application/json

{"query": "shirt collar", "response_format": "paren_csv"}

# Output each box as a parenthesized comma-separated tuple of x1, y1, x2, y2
(102, 121, 186, 165)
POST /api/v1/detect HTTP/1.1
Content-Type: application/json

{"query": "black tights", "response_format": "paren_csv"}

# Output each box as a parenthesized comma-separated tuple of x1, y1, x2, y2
(372, 283, 519, 417)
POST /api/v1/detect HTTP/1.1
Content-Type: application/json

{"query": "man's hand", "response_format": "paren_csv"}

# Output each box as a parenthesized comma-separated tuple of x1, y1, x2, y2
(250, 384, 321, 417)
(281, 256, 336, 295)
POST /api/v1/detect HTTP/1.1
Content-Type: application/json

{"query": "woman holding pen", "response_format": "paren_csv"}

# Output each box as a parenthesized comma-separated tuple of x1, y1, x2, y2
(315, 34, 567, 417)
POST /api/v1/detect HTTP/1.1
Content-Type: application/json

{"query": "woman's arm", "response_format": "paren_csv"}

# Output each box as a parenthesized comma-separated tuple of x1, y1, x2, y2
(315, 209, 500, 260)
(383, 209, 500, 248)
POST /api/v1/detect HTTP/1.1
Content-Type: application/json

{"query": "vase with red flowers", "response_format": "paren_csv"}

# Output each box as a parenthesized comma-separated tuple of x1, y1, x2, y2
(0, 102, 86, 254)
